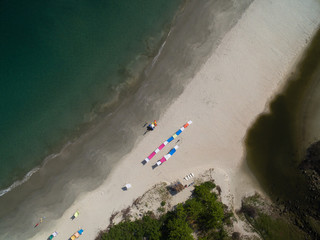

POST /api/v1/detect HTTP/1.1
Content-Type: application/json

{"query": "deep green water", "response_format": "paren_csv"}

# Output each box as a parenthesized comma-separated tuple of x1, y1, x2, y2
(245, 29, 320, 202)
(0, 0, 181, 192)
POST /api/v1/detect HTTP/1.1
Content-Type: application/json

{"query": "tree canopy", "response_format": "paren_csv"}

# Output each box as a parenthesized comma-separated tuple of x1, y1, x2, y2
(97, 181, 231, 240)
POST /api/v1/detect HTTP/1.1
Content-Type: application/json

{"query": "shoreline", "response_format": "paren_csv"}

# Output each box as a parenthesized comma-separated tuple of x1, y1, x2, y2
(1, 0, 320, 239)
(0, 1, 253, 239)
(0, 14, 177, 198)
(33, 0, 320, 239)
(0, 0, 183, 195)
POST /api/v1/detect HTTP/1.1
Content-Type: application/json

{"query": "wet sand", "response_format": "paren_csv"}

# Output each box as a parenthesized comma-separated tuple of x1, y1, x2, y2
(246, 28, 320, 202)
(30, 0, 320, 239)
(0, 1, 253, 239)
(1, 0, 320, 239)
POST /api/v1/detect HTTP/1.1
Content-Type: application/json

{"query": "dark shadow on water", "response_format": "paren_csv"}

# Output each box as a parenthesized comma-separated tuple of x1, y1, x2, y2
(245, 29, 320, 204)
(245, 96, 307, 201)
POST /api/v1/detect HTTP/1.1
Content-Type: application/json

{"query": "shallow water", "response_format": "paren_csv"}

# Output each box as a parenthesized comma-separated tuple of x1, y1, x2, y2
(0, 0, 181, 193)
(0, 1, 253, 239)
(245, 28, 320, 202)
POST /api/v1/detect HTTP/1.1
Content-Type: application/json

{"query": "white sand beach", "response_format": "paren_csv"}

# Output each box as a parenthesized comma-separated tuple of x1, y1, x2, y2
(31, 0, 320, 239)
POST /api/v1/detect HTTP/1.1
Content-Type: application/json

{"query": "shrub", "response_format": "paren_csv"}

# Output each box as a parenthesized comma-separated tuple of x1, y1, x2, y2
(185, 198, 204, 222)
(167, 217, 194, 240)
(141, 215, 161, 240)
(157, 207, 165, 213)
(241, 204, 256, 218)
(232, 232, 240, 240)
(99, 182, 231, 240)
(199, 197, 224, 230)
(166, 205, 193, 240)
(202, 181, 216, 190)
(193, 183, 217, 202)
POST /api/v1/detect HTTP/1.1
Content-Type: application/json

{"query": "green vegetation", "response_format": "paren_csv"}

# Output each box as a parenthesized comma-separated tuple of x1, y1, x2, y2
(99, 214, 161, 240)
(240, 194, 309, 240)
(96, 181, 233, 240)
(157, 207, 165, 213)
(253, 213, 307, 240)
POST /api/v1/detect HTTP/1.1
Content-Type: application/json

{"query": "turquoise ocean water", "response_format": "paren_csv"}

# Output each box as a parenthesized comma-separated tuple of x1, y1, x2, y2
(0, 0, 181, 193)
